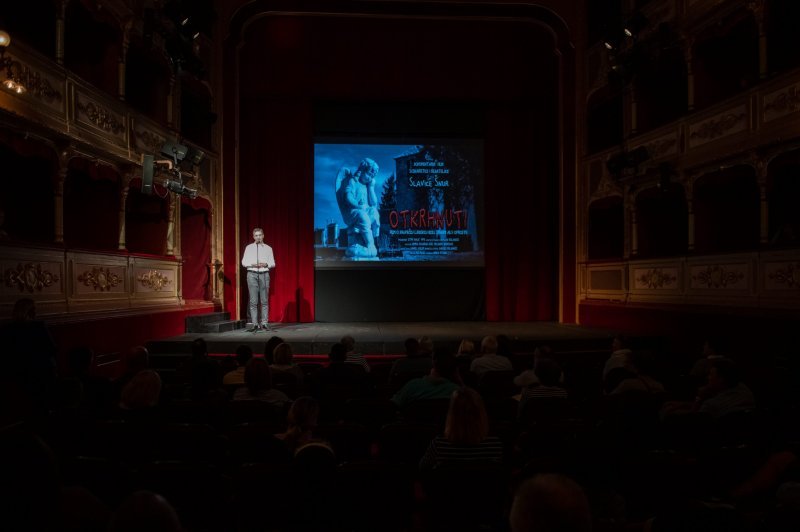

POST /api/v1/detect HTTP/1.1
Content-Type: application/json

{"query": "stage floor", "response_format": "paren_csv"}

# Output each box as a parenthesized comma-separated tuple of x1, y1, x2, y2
(148, 321, 616, 356)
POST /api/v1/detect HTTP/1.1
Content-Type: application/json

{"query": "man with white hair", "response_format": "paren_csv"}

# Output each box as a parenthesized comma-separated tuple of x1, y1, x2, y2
(241, 227, 276, 331)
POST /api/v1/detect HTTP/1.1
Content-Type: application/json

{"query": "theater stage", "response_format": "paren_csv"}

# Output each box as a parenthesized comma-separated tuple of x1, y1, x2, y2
(147, 321, 616, 357)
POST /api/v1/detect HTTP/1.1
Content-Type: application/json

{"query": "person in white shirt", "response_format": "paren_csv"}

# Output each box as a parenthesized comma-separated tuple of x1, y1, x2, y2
(241, 227, 276, 331)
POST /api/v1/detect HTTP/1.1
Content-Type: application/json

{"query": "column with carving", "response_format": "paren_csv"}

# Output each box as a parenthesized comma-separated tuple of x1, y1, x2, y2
(624, 186, 634, 259)
(54, 148, 71, 244)
(118, 20, 132, 101)
(685, 173, 695, 252)
(755, 157, 769, 244)
(683, 35, 695, 112)
(748, 0, 767, 79)
(118, 172, 131, 250)
(165, 196, 176, 256)
(167, 75, 176, 129)
(55, 0, 67, 65)
(629, 83, 638, 137)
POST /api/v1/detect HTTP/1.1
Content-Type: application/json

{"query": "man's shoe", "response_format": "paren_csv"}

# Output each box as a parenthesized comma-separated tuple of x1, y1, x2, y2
(246, 324, 259, 333)
(260, 323, 271, 332)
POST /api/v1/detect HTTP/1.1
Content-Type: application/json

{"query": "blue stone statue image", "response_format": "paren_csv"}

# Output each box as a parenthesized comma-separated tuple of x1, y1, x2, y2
(335, 158, 381, 259)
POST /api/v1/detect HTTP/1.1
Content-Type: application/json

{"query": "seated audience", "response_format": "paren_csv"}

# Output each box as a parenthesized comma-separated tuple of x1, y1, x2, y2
(270, 342, 305, 384)
(689, 335, 728, 385)
(112, 346, 149, 400)
(519, 357, 568, 401)
(233, 358, 290, 406)
(389, 337, 433, 385)
(109, 491, 183, 532)
(342, 335, 371, 373)
(392, 350, 461, 408)
(419, 387, 503, 469)
(509, 473, 592, 532)
(64, 345, 114, 411)
(308, 342, 369, 400)
(603, 333, 633, 379)
(119, 369, 162, 411)
(514, 346, 562, 389)
(695, 357, 755, 417)
(263, 335, 285, 365)
(610, 350, 665, 396)
(178, 338, 222, 401)
(470, 335, 513, 376)
(277, 396, 332, 455)
(223, 345, 253, 385)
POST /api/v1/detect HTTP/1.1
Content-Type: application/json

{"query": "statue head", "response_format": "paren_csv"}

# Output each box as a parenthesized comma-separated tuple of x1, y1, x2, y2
(356, 158, 379, 184)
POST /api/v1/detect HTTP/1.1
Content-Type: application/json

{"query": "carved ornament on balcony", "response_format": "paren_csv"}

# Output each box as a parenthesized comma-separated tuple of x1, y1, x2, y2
(690, 112, 746, 141)
(635, 268, 677, 289)
(768, 263, 800, 289)
(77, 101, 125, 135)
(137, 270, 171, 291)
(691, 265, 745, 289)
(764, 86, 800, 115)
(643, 137, 677, 159)
(77, 267, 122, 291)
(16, 64, 62, 104)
(5, 263, 59, 293)
(136, 129, 164, 155)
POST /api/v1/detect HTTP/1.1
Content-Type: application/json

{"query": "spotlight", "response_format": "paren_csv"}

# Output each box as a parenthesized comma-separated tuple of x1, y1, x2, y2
(164, 178, 198, 199)
(160, 141, 188, 166)
(623, 12, 648, 40)
(0, 30, 25, 95)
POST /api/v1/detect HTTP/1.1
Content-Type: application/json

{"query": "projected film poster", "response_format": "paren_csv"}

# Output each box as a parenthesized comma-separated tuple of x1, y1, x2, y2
(314, 142, 483, 267)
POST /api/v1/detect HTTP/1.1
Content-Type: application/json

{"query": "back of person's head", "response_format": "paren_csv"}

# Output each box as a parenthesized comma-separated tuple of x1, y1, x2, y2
(120, 369, 162, 409)
(287, 395, 319, 432)
(630, 349, 657, 377)
(404, 337, 420, 358)
(244, 358, 272, 393)
(457, 339, 475, 356)
(433, 349, 457, 380)
(125, 346, 149, 373)
(67, 346, 94, 376)
(534, 358, 563, 387)
(445, 387, 489, 445)
(273, 342, 294, 365)
(612, 333, 628, 351)
(703, 335, 728, 358)
(109, 490, 182, 532)
(191, 338, 208, 358)
(710, 357, 741, 388)
(329, 342, 347, 363)
(263, 336, 285, 365)
(481, 335, 498, 355)
(11, 298, 36, 321)
(235, 344, 254, 367)
(418, 336, 434, 355)
(340, 335, 356, 352)
(510, 474, 592, 532)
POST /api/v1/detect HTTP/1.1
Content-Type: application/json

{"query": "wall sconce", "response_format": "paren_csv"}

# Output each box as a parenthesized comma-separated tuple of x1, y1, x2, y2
(0, 30, 26, 95)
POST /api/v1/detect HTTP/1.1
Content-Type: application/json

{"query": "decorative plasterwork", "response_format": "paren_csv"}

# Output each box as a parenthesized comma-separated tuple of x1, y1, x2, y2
(16, 63, 63, 107)
(137, 270, 172, 291)
(690, 264, 746, 289)
(589, 173, 623, 202)
(77, 267, 123, 291)
(766, 262, 800, 290)
(76, 100, 126, 135)
(688, 107, 748, 148)
(636, 133, 679, 160)
(4, 263, 60, 293)
(133, 128, 165, 156)
(763, 83, 800, 123)
(633, 268, 678, 289)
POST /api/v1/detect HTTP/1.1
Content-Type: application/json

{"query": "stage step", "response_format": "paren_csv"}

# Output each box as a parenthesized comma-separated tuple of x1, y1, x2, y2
(203, 319, 247, 333)
(185, 312, 232, 333)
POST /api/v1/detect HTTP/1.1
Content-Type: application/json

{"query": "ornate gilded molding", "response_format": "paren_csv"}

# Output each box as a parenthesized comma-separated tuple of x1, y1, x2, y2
(5, 263, 60, 292)
(768, 263, 800, 289)
(590, 173, 623, 202)
(135, 129, 165, 155)
(16, 63, 63, 104)
(691, 265, 745, 289)
(642, 137, 678, 159)
(77, 267, 122, 291)
(764, 86, 800, 115)
(634, 268, 678, 289)
(690, 112, 747, 141)
(77, 101, 125, 134)
(137, 270, 172, 291)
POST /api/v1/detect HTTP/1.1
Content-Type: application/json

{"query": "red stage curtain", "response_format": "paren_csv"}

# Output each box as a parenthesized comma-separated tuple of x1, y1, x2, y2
(238, 99, 315, 322)
(181, 201, 211, 300)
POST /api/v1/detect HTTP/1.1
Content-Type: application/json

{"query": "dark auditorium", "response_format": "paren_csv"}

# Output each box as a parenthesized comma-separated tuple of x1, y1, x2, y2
(2, 1, 800, 530)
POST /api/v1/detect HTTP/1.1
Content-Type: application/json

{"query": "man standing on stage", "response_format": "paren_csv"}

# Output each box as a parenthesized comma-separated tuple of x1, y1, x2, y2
(241, 227, 276, 332)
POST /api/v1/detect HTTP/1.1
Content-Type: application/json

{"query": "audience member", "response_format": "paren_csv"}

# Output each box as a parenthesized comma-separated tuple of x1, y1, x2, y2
(514, 346, 561, 389)
(233, 358, 290, 406)
(263, 335, 285, 365)
(694, 357, 755, 417)
(470, 335, 513, 376)
(419, 387, 503, 469)
(178, 338, 222, 401)
(341, 335, 371, 373)
(689, 336, 728, 385)
(277, 395, 332, 455)
(509, 473, 592, 532)
(109, 491, 183, 532)
(603, 333, 633, 379)
(392, 350, 461, 408)
(112, 346, 149, 400)
(270, 342, 305, 384)
(119, 369, 162, 410)
(519, 357, 568, 401)
(389, 337, 433, 384)
(223, 345, 253, 385)
(308, 342, 370, 401)
(610, 350, 665, 396)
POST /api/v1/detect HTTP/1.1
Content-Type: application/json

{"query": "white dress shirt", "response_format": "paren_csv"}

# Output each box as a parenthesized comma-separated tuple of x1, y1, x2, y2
(241, 242, 275, 272)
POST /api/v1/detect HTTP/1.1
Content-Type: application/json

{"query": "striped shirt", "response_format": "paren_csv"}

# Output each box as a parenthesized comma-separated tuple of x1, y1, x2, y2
(520, 384, 568, 401)
(419, 436, 503, 469)
(345, 352, 371, 373)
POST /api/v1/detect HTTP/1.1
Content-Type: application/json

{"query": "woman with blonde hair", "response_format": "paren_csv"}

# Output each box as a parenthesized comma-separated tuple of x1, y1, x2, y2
(277, 396, 333, 455)
(270, 342, 305, 384)
(419, 387, 503, 469)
